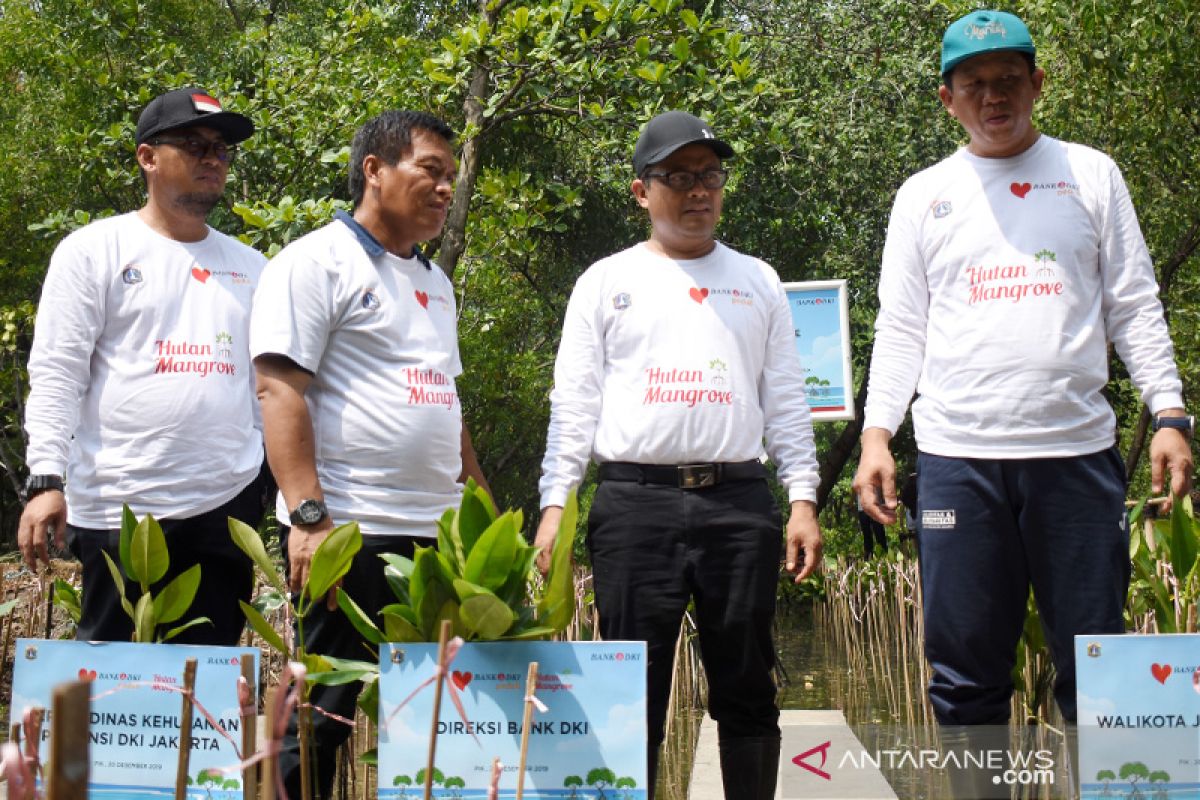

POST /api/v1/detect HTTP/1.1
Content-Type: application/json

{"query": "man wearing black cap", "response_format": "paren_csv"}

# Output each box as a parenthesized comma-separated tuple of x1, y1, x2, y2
(536, 110, 822, 799)
(855, 8, 1193, 738)
(18, 87, 267, 644)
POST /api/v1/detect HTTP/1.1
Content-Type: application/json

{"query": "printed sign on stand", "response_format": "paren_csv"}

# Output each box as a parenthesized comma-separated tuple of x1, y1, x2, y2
(782, 280, 853, 421)
(378, 641, 647, 798)
(1075, 633, 1200, 799)
(10, 639, 257, 799)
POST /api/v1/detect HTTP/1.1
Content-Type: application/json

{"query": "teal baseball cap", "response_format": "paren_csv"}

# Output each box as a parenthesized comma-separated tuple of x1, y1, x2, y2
(941, 10, 1036, 76)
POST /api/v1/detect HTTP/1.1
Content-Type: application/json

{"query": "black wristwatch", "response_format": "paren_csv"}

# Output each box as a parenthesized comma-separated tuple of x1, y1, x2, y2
(24, 474, 64, 501)
(1153, 414, 1194, 439)
(289, 498, 329, 527)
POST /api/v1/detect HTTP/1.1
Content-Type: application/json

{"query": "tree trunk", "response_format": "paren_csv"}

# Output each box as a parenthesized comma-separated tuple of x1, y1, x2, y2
(815, 377, 871, 510)
(1123, 218, 1200, 480)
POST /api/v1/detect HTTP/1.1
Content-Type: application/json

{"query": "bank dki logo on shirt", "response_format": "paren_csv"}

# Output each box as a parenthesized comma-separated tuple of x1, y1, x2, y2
(122, 266, 144, 285)
(362, 289, 381, 310)
(932, 201, 952, 219)
(612, 292, 631, 310)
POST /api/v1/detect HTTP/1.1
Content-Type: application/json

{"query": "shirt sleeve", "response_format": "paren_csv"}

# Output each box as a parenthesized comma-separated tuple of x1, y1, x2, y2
(24, 234, 106, 476)
(1097, 161, 1184, 413)
(759, 273, 820, 503)
(538, 271, 605, 509)
(863, 183, 930, 434)
(249, 249, 337, 372)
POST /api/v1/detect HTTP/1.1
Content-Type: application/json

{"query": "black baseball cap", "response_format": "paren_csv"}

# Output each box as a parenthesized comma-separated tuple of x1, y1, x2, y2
(633, 111, 733, 175)
(135, 87, 254, 145)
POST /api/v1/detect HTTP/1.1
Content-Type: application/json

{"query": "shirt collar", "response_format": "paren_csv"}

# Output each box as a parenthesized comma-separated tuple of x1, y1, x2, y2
(333, 209, 432, 270)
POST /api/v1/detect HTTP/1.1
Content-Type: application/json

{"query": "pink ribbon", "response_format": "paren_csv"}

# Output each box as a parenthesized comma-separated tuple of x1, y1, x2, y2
(1, 707, 43, 800)
(89, 682, 244, 757)
(524, 693, 549, 714)
(487, 758, 503, 800)
(381, 637, 480, 745)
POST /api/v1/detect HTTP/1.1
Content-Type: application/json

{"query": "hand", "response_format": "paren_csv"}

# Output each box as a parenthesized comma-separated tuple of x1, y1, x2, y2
(287, 518, 337, 608)
(534, 506, 564, 575)
(853, 427, 898, 525)
(1149, 424, 1194, 515)
(18, 490, 67, 572)
(784, 501, 823, 583)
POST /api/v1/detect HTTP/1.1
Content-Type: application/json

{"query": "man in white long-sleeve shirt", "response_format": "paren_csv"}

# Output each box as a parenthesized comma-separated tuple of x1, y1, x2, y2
(535, 110, 822, 800)
(854, 9, 1193, 736)
(18, 87, 266, 643)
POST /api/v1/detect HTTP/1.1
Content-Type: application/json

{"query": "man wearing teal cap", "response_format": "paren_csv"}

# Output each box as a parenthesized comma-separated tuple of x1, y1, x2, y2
(855, 7, 1193, 741)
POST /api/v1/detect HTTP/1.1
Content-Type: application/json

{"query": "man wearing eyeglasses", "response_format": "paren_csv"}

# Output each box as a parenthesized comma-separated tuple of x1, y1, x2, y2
(18, 87, 266, 645)
(536, 110, 822, 799)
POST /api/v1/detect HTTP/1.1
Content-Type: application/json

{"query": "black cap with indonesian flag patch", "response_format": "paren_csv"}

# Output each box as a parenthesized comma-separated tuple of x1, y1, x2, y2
(135, 87, 254, 145)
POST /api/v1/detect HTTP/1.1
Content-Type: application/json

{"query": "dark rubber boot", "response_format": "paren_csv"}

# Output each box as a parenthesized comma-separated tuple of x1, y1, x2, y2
(718, 735, 780, 800)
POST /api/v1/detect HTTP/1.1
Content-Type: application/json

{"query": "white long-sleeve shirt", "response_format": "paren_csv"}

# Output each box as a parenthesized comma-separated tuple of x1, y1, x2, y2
(863, 135, 1183, 457)
(539, 242, 820, 507)
(25, 213, 266, 528)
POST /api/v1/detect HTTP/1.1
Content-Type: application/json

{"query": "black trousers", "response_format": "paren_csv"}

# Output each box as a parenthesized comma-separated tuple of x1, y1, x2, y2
(66, 476, 264, 644)
(586, 477, 783, 770)
(279, 530, 420, 800)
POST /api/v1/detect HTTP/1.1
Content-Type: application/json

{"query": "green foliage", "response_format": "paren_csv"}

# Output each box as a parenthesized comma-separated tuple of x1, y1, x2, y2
(1128, 496, 1199, 632)
(337, 481, 577, 643)
(100, 505, 210, 642)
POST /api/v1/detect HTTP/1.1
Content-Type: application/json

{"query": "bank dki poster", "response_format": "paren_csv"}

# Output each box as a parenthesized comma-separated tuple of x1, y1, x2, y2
(1075, 633, 1200, 799)
(378, 640, 647, 798)
(10, 639, 257, 799)
(782, 280, 853, 421)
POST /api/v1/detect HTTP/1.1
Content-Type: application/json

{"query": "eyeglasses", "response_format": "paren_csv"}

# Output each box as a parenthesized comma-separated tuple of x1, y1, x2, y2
(643, 168, 728, 191)
(150, 135, 236, 163)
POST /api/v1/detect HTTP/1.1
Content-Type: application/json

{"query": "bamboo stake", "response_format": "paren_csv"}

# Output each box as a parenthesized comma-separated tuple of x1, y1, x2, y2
(261, 681, 283, 800)
(515, 661, 539, 800)
(175, 658, 198, 800)
(425, 620, 453, 799)
(299, 700, 313, 800)
(240, 652, 258, 800)
(48, 680, 89, 800)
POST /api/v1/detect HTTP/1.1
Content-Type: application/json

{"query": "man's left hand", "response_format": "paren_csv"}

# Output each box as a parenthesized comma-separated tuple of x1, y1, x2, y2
(1150, 416, 1194, 513)
(784, 500, 823, 584)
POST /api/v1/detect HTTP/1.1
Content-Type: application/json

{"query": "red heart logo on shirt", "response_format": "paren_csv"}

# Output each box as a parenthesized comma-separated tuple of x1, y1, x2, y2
(451, 670, 472, 690)
(1010, 182, 1032, 199)
(689, 287, 709, 304)
(191, 267, 211, 283)
(415, 290, 429, 308)
(78, 668, 98, 682)
(1151, 663, 1171, 684)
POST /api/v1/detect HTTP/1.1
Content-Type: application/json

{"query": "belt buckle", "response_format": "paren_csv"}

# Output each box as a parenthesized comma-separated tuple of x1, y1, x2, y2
(678, 464, 717, 489)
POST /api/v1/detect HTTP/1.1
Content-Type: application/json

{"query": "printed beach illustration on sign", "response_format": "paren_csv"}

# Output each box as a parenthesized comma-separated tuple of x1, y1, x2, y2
(1075, 633, 1200, 799)
(782, 280, 853, 422)
(10, 639, 257, 800)
(378, 641, 647, 799)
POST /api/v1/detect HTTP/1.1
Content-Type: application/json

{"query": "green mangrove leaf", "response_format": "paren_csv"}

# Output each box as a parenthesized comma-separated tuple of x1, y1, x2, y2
(302, 652, 333, 675)
(240, 599, 288, 654)
(383, 610, 425, 642)
(133, 592, 155, 643)
(357, 681, 380, 726)
(452, 578, 490, 603)
(152, 564, 202, 624)
(252, 589, 288, 615)
(500, 625, 557, 641)
(308, 669, 370, 686)
(229, 517, 285, 593)
(357, 747, 378, 766)
(463, 512, 519, 590)
(161, 616, 212, 642)
(308, 522, 363, 602)
(52, 579, 81, 623)
(497, 545, 538, 608)
(1169, 500, 1198, 582)
(436, 597, 466, 639)
(336, 588, 385, 645)
(102, 551, 136, 621)
(460, 593, 515, 639)
(457, 485, 494, 554)
(119, 504, 137, 578)
(380, 553, 414, 606)
(130, 513, 169, 587)
(440, 514, 464, 573)
(538, 489, 578, 632)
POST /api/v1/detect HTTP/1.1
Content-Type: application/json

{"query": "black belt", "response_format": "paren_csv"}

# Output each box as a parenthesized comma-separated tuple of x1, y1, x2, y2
(597, 460, 766, 489)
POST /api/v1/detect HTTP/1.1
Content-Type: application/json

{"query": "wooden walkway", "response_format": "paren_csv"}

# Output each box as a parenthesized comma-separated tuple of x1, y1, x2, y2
(689, 710, 898, 799)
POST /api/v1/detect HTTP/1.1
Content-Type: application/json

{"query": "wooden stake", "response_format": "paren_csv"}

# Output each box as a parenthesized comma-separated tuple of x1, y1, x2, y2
(175, 658, 198, 800)
(515, 661, 539, 800)
(48, 680, 89, 800)
(261, 681, 283, 800)
(241, 652, 258, 800)
(425, 620, 453, 799)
